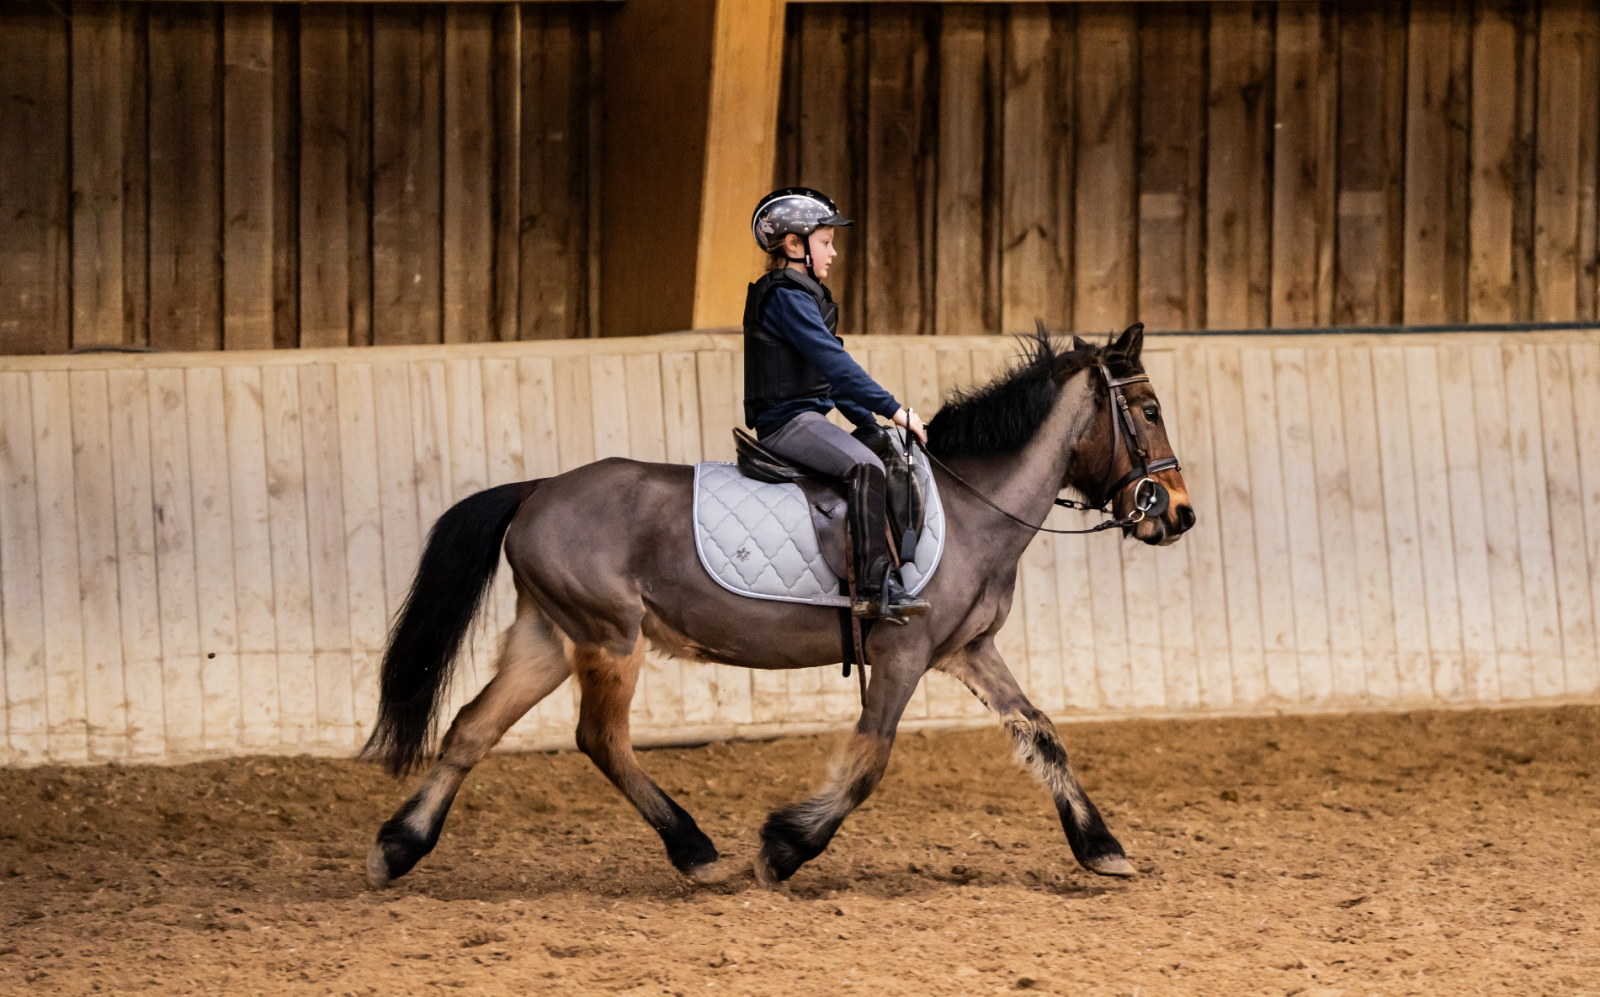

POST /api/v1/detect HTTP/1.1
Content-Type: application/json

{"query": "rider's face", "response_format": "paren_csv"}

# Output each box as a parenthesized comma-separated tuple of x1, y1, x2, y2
(786, 227, 836, 279)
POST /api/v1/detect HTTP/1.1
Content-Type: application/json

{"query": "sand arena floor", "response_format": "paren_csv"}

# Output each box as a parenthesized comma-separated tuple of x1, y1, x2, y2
(0, 706, 1596, 996)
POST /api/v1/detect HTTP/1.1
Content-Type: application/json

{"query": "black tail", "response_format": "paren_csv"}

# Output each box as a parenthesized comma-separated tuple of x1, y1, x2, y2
(361, 479, 542, 776)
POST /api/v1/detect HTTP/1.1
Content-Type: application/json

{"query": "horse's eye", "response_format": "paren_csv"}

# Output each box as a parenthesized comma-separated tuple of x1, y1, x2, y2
(1143, 404, 1160, 422)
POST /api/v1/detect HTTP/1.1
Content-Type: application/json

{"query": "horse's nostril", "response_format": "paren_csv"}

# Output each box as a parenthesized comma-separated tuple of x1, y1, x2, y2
(1176, 504, 1196, 533)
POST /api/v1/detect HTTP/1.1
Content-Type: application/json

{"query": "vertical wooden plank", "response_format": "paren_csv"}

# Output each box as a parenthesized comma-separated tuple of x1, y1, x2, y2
(68, 372, 129, 759)
(300, 7, 353, 349)
(0, 375, 47, 762)
(695, 351, 737, 463)
(71, 3, 128, 349)
(1137, 4, 1204, 332)
(623, 354, 668, 463)
(865, 5, 933, 337)
(1469, 345, 1530, 700)
(1271, 349, 1332, 703)
(1206, 2, 1273, 330)
(1206, 349, 1265, 703)
(1144, 351, 1197, 709)
(372, 4, 444, 345)
(1568, 343, 1600, 694)
(222, 5, 276, 351)
(1172, 349, 1230, 709)
(1577, 6, 1600, 321)
(1304, 348, 1366, 702)
(1536, 345, 1598, 694)
(1403, 347, 1466, 701)
(1086, 514, 1131, 710)
(1403, 0, 1472, 325)
(516, 357, 562, 479)
(554, 355, 597, 471)
(371, 363, 421, 620)
(347, 9, 375, 348)
(1018, 531, 1064, 714)
(30, 373, 88, 761)
(589, 355, 631, 461)
(1469, 1, 1524, 322)
(0, 5, 69, 355)
(1073, 4, 1137, 336)
(104, 371, 163, 758)
(1001, 5, 1072, 336)
(1050, 521, 1097, 712)
(335, 363, 389, 736)
(148, 5, 222, 352)
(1437, 345, 1499, 702)
(1239, 351, 1297, 703)
(186, 369, 241, 753)
(121, 4, 151, 350)
(1271, 3, 1337, 327)
(520, 7, 584, 341)
(936, 6, 999, 337)
(492, 4, 521, 344)
(1534, 0, 1594, 322)
(797, 6, 868, 335)
(299, 364, 356, 746)
(661, 352, 705, 465)
(271, 5, 299, 351)
(146, 369, 202, 757)
(1335, 3, 1408, 326)
(1503, 345, 1564, 698)
(1369, 349, 1432, 702)
(410, 360, 451, 541)
(443, 5, 495, 345)
(229, 367, 287, 750)
(1338, 349, 1401, 703)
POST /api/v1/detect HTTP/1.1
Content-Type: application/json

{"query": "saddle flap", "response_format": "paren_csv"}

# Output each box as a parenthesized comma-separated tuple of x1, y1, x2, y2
(795, 475, 848, 579)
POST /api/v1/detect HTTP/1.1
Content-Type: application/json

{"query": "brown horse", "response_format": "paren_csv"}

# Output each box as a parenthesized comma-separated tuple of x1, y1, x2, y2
(362, 324, 1192, 889)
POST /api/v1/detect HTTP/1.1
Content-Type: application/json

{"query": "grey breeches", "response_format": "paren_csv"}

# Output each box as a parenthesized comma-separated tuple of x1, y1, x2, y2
(760, 411, 884, 479)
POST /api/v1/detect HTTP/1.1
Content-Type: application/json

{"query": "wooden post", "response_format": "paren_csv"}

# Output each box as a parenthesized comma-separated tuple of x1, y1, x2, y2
(600, 0, 786, 338)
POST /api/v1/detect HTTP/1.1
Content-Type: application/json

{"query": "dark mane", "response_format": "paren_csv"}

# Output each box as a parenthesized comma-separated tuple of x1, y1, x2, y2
(925, 326, 1143, 459)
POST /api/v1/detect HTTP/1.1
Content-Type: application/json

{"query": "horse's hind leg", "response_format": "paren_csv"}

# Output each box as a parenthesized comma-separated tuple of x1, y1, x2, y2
(572, 641, 721, 882)
(943, 635, 1134, 877)
(367, 599, 570, 888)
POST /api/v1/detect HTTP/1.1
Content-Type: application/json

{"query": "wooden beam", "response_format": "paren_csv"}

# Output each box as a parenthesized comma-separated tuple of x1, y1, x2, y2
(691, 0, 787, 330)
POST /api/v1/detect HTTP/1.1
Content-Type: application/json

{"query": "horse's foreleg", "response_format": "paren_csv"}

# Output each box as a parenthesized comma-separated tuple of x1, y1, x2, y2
(572, 641, 720, 882)
(755, 656, 925, 886)
(367, 601, 570, 888)
(943, 636, 1134, 877)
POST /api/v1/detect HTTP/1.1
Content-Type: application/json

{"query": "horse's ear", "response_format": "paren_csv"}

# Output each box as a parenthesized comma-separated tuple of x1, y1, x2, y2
(1071, 335, 1094, 353)
(1113, 322, 1145, 361)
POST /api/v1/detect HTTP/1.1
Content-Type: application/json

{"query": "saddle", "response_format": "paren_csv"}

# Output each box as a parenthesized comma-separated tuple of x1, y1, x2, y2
(732, 426, 927, 577)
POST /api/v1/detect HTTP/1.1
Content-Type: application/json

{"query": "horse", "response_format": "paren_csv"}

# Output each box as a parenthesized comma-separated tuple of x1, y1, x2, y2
(361, 322, 1193, 889)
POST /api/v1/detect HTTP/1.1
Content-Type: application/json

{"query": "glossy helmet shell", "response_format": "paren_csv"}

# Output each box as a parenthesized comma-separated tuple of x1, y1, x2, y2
(751, 187, 853, 252)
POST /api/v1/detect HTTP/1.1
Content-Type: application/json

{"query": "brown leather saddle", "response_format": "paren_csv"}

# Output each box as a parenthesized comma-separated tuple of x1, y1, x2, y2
(731, 427, 926, 579)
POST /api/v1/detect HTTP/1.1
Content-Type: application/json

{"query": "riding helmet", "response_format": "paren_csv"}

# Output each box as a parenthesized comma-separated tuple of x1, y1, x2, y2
(750, 187, 853, 253)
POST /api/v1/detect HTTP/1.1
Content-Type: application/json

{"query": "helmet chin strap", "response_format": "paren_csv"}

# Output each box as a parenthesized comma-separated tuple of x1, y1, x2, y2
(784, 232, 818, 281)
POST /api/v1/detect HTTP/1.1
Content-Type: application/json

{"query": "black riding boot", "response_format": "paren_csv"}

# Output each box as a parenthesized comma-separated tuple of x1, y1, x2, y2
(846, 464, 931, 625)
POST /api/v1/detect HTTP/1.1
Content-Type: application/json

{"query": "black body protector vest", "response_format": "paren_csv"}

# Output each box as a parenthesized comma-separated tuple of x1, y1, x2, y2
(742, 268, 840, 428)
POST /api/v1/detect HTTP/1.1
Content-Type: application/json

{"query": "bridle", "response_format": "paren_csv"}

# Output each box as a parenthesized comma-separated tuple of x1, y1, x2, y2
(916, 363, 1181, 537)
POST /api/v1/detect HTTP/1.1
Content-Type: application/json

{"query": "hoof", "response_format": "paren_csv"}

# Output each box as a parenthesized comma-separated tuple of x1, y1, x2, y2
(1084, 854, 1137, 878)
(753, 852, 779, 890)
(366, 846, 393, 889)
(681, 860, 727, 885)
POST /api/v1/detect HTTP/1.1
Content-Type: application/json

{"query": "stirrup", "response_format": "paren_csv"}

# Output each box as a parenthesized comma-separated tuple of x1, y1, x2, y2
(851, 569, 930, 626)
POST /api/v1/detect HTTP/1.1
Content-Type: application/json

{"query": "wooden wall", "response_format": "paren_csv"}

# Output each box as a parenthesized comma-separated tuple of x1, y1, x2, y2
(775, 1, 1600, 337)
(3, 329, 1599, 766)
(0, 1, 601, 356)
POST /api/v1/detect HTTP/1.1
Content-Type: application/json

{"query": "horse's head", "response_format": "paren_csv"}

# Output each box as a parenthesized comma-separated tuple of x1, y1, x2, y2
(1063, 323, 1194, 546)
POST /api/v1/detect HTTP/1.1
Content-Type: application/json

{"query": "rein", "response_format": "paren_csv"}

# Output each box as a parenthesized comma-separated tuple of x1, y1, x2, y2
(913, 364, 1181, 537)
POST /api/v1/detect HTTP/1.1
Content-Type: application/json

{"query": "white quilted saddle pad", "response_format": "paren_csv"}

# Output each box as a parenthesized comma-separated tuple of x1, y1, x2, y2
(692, 444, 945, 608)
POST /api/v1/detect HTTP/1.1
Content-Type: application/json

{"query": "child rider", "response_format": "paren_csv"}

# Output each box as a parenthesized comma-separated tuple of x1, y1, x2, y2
(743, 187, 930, 624)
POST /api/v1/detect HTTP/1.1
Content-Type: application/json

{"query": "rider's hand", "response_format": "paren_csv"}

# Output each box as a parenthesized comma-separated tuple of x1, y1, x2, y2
(893, 407, 928, 445)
